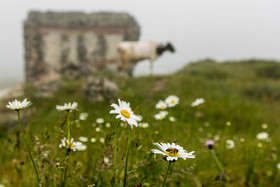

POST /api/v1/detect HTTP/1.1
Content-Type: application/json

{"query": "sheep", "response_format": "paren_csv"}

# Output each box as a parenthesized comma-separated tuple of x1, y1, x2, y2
(117, 41, 175, 76)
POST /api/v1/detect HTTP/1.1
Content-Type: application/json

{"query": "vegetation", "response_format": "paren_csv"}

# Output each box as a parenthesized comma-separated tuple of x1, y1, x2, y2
(1, 59, 280, 186)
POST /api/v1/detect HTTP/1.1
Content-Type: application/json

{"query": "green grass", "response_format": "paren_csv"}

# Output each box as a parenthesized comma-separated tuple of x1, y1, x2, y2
(1, 59, 280, 186)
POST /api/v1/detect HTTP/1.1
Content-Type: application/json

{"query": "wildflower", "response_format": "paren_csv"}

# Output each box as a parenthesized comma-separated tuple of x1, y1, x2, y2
(110, 99, 141, 128)
(257, 142, 263, 148)
(95, 127, 101, 132)
(151, 142, 195, 162)
(59, 138, 84, 152)
(104, 157, 110, 163)
(205, 140, 214, 149)
(105, 122, 111, 128)
(262, 124, 268, 129)
(226, 121, 231, 127)
(96, 118, 104, 124)
(76, 144, 87, 151)
(6, 98, 32, 111)
(56, 102, 78, 111)
(213, 135, 220, 141)
(79, 112, 88, 120)
(155, 100, 167, 110)
(277, 163, 280, 170)
(79, 136, 88, 142)
(154, 111, 168, 120)
(139, 122, 149, 128)
(165, 95, 179, 107)
(226, 140, 235, 149)
(240, 138, 245, 143)
(169, 116, 176, 122)
(257, 132, 269, 141)
(204, 122, 210, 127)
(99, 137, 105, 144)
(191, 98, 205, 107)
(91, 138, 96, 143)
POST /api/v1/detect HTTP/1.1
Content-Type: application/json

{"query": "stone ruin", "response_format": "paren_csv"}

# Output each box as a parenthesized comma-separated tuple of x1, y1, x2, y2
(24, 11, 140, 97)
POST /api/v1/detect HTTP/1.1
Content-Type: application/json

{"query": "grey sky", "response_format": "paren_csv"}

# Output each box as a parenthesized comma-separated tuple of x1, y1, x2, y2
(1, 0, 280, 87)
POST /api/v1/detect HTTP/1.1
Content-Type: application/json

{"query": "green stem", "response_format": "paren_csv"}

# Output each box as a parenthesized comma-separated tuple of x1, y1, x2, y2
(123, 128, 132, 187)
(17, 110, 40, 183)
(63, 111, 71, 186)
(113, 119, 121, 186)
(211, 149, 231, 184)
(211, 149, 224, 172)
(162, 161, 172, 187)
(66, 111, 70, 141)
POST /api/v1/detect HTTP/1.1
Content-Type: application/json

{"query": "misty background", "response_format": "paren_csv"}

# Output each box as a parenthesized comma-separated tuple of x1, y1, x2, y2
(0, 0, 280, 88)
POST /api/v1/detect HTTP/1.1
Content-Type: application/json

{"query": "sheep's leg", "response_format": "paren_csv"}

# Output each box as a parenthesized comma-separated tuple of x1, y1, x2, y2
(122, 53, 129, 72)
(150, 60, 154, 76)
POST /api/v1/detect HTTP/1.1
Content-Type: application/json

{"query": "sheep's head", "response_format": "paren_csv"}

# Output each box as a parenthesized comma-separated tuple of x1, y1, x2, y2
(166, 42, 175, 53)
(156, 42, 175, 56)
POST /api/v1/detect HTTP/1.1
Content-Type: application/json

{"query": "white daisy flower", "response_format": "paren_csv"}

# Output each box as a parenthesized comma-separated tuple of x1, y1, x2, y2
(110, 99, 141, 128)
(169, 116, 176, 122)
(191, 98, 205, 107)
(277, 163, 280, 170)
(151, 142, 195, 162)
(78, 136, 88, 142)
(105, 123, 111, 128)
(226, 140, 235, 149)
(165, 95, 179, 107)
(155, 100, 167, 110)
(59, 138, 84, 152)
(96, 118, 105, 124)
(79, 113, 88, 120)
(262, 124, 268, 129)
(139, 122, 149, 128)
(154, 111, 168, 120)
(76, 144, 87, 151)
(99, 137, 105, 144)
(56, 102, 78, 111)
(104, 157, 110, 163)
(6, 98, 32, 111)
(95, 127, 101, 132)
(257, 132, 269, 141)
(91, 138, 96, 143)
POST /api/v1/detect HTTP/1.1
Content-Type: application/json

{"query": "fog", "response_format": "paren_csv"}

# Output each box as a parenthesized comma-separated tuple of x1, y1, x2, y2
(1, 0, 280, 88)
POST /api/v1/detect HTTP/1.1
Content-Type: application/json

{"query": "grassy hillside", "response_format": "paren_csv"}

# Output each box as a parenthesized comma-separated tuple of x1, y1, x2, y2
(1, 59, 280, 186)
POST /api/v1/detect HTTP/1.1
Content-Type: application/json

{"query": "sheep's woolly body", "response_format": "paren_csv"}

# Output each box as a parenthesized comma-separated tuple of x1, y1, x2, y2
(117, 41, 174, 76)
(118, 41, 159, 62)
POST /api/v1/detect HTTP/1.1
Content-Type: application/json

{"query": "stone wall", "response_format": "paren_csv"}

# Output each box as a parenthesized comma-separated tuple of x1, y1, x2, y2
(24, 11, 140, 94)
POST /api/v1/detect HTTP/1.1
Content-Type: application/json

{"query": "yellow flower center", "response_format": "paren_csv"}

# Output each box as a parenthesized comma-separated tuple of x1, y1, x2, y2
(160, 105, 165, 109)
(171, 100, 175, 104)
(165, 148, 179, 157)
(19, 105, 22, 109)
(67, 142, 75, 147)
(121, 109, 130, 118)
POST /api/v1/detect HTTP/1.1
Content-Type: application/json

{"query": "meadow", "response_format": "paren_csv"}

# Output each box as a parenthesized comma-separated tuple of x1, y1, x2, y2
(0, 59, 280, 187)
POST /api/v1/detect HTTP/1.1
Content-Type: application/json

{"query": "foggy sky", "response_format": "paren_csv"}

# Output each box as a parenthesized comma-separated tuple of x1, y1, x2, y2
(1, 0, 280, 87)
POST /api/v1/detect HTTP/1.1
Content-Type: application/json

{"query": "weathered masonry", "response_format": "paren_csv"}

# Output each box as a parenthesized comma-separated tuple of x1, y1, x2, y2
(24, 11, 140, 93)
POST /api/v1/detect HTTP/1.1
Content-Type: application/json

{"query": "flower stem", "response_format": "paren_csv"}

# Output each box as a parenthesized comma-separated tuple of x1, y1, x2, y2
(211, 149, 231, 184)
(66, 111, 70, 141)
(63, 111, 70, 186)
(123, 128, 132, 187)
(211, 149, 224, 172)
(17, 110, 40, 183)
(113, 119, 121, 186)
(162, 161, 172, 187)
